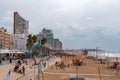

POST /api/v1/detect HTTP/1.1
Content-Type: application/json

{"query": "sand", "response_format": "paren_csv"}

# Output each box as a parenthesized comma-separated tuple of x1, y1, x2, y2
(0, 55, 120, 80)
(43, 55, 120, 80)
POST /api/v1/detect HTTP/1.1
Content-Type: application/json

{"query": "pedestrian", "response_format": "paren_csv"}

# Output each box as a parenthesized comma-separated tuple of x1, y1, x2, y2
(17, 60, 21, 66)
(0, 59, 2, 64)
(22, 66, 25, 75)
(10, 58, 12, 63)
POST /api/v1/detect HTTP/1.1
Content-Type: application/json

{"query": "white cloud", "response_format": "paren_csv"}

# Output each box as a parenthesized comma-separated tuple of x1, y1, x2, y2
(0, 11, 13, 33)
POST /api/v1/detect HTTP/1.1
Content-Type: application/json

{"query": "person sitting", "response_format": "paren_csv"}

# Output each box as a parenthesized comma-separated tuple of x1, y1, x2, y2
(18, 69, 22, 74)
(110, 62, 117, 68)
(14, 65, 19, 72)
(55, 61, 58, 66)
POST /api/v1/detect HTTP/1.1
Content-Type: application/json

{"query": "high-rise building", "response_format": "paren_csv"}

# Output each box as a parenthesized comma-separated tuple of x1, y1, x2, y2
(42, 28, 54, 49)
(14, 12, 29, 37)
(36, 32, 45, 40)
(10, 34, 27, 50)
(54, 39, 62, 50)
(0, 27, 10, 49)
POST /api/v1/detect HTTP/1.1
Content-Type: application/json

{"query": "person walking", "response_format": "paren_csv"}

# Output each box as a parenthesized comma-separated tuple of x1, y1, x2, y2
(22, 66, 25, 75)
(9, 58, 12, 63)
(0, 59, 2, 64)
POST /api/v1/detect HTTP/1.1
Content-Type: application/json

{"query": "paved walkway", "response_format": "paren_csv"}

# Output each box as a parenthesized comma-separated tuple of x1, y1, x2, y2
(16, 56, 61, 80)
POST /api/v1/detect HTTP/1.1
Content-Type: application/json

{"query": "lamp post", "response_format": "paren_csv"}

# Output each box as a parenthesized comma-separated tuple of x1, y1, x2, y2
(96, 47, 99, 58)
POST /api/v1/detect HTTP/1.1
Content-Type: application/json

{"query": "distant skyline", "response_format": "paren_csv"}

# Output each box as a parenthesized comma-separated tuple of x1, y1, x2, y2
(0, 0, 120, 52)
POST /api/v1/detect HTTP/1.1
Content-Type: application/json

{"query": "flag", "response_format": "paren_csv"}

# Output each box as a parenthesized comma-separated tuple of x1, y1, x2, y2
(32, 39, 41, 49)
(32, 42, 39, 49)
(4, 70, 11, 80)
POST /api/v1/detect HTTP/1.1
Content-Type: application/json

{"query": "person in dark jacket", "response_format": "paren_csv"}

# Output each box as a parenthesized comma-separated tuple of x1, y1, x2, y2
(22, 66, 25, 75)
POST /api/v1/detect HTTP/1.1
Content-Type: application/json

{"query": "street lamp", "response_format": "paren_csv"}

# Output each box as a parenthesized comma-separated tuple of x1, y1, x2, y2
(96, 47, 99, 58)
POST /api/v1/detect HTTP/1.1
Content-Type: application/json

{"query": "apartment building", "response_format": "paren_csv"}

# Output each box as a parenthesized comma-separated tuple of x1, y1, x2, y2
(0, 27, 10, 49)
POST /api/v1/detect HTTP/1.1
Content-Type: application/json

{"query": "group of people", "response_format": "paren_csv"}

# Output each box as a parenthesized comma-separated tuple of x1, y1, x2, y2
(14, 60, 25, 75)
(55, 61, 67, 70)
(110, 62, 118, 69)
(0, 58, 12, 64)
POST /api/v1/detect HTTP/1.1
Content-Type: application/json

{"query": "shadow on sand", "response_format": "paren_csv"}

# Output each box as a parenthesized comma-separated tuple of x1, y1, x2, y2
(70, 77, 85, 80)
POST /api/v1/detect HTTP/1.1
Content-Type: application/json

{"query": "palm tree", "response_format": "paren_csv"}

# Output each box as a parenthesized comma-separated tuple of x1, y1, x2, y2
(32, 35, 37, 43)
(41, 37, 47, 45)
(32, 35, 38, 56)
(27, 35, 48, 57)
(41, 37, 47, 56)
(26, 34, 33, 50)
(26, 34, 33, 58)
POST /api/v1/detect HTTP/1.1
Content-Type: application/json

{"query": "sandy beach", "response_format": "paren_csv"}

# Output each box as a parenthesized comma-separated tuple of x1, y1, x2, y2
(0, 54, 120, 80)
(43, 55, 120, 80)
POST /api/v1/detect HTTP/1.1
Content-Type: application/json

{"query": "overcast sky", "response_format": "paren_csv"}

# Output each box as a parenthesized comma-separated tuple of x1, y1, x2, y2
(0, 0, 120, 51)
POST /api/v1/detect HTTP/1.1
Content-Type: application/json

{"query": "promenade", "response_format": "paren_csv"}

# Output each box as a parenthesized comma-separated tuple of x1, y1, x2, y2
(0, 56, 61, 80)
(17, 56, 61, 80)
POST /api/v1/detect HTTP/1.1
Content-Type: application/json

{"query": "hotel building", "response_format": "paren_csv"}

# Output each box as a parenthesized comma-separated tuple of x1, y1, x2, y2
(14, 12, 29, 37)
(0, 27, 10, 49)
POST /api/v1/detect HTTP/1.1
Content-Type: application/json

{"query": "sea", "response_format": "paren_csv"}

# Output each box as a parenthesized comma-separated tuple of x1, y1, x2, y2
(88, 51, 120, 57)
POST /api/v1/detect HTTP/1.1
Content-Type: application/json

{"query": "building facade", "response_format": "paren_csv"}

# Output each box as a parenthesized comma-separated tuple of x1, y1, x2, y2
(0, 27, 10, 49)
(36, 32, 45, 40)
(10, 34, 27, 50)
(14, 12, 29, 37)
(42, 28, 54, 49)
(54, 39, 62, 50)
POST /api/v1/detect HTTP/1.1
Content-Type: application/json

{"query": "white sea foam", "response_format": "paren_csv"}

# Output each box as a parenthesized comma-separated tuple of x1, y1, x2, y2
(88, 51, 120, 57)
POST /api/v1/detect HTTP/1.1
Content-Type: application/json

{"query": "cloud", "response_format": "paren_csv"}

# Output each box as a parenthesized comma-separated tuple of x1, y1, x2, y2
(0, 11, 13, 33)
(0, 0, 120, 51)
